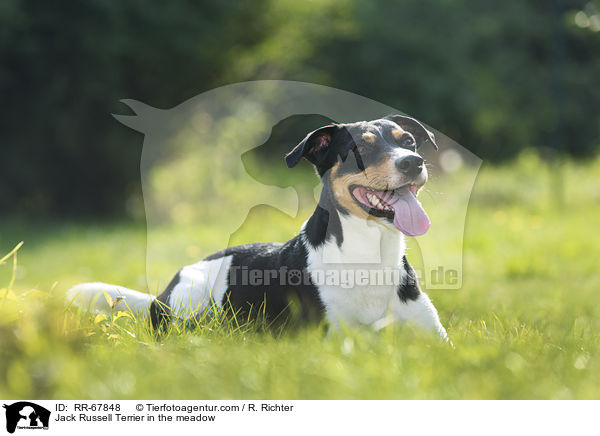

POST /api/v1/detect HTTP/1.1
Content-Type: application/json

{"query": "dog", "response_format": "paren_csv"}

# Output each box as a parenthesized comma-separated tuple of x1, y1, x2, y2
(68, 115, 447, 339)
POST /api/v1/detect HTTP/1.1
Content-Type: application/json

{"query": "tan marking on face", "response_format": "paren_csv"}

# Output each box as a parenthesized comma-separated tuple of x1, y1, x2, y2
(391, 129, 406, 141)
(330, 161, 341, 175)
(361, 132, 376, 144)
(331, 172, 370, 219)
(329, 158, 400, 221)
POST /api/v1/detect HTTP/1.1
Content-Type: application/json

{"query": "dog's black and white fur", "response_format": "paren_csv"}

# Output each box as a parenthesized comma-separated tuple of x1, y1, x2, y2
(68, 115, 447, 339)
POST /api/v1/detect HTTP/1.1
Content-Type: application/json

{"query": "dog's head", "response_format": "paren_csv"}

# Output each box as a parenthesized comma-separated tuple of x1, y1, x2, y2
(285, 115, 438, 236)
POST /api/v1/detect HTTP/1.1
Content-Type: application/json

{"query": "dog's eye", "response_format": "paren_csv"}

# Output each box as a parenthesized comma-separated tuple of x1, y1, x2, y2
(353, 144, 367, 153)
(399, 133, 416, 149)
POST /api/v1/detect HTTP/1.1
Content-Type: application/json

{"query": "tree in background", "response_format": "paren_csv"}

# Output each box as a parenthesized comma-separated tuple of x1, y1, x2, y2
(0, 0, 269, 216)
(235, 0, 600, 161)
(1, 0, 598, 217)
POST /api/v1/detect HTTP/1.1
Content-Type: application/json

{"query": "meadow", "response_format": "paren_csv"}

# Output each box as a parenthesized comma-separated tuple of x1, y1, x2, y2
(1, 152, 599, 399)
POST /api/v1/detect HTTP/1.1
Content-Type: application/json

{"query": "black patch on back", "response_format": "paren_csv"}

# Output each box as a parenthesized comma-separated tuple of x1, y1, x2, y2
(219, 236, 326, 328)
(397, 256, 421, 302)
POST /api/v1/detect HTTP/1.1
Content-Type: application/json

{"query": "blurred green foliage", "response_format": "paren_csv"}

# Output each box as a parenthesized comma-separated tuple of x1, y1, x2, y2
(1, 0, 599, 216)
(0, 0, 270, 216)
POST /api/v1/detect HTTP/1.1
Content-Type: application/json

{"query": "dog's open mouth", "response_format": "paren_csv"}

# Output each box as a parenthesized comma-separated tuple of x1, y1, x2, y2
(350, 184, 431, 236)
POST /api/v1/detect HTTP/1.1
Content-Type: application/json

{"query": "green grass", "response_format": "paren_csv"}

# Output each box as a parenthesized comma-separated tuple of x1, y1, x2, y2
(1, 151, 600, 399)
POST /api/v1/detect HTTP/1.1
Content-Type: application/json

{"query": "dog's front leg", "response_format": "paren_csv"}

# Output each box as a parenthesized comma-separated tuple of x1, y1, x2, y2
(394, 293, 448, 340)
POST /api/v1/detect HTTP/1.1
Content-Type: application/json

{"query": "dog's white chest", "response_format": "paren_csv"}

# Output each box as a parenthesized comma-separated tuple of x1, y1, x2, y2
(304, 215, 407, 327)
(317, 282, 400, 326)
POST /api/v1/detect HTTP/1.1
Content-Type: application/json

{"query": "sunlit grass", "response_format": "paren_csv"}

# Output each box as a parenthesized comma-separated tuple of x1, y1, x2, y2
(1, 151, 600, 399)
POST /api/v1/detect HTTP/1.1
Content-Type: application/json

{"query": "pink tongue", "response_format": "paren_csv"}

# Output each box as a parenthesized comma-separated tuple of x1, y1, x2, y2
(388, 189, 430, 236)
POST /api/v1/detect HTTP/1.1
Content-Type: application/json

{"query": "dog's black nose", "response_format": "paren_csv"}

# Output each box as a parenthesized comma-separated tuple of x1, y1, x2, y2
(395, 155, 424, 178)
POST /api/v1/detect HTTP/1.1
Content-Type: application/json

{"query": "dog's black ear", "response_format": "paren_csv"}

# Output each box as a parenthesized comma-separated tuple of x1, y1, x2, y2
(285, 124, 340, 168)
(385, 115, 438, 150)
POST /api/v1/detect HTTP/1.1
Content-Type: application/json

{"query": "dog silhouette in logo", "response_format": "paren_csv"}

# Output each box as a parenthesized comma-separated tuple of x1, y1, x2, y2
(112, 81, 481, 291)
(3, 402, 50, 434)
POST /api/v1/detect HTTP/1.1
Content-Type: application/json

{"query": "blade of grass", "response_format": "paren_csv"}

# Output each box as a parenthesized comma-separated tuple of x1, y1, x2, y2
(1, 241, 24, 303)
(0, 241, 24, 265)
